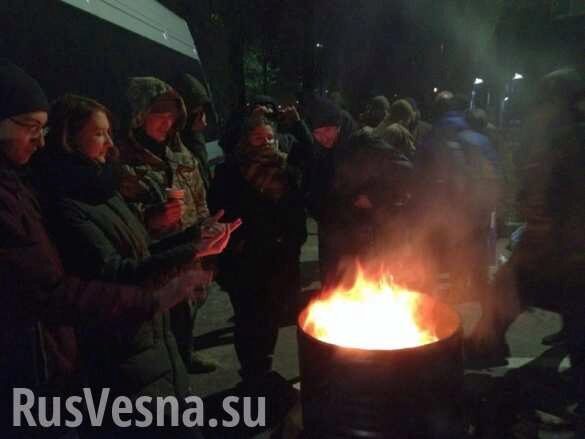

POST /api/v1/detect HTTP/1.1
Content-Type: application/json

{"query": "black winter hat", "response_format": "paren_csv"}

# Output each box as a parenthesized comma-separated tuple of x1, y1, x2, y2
(0, 59, 49, 122)
(302, 95, 342, 129)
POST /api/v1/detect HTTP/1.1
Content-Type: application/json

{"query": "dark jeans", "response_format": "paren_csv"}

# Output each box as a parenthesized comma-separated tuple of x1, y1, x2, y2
(227, 248, 300, 380)
(228, 285, 283, 380)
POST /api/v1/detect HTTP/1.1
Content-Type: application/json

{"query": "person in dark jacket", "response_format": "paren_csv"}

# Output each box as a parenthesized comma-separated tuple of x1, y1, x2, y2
(467, 69, 585, 379)
(327, 131, 413, 278)
(174, 73, 213, 190)
(414, 92, 501, 301)
(0, 61, 203, 438)
(208, 113, 309, 391)
(301, 94, 358, 287)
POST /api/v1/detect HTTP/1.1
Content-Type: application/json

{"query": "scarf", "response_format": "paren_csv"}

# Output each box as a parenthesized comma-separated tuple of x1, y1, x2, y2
(235, 141, 289, 201)
(34, 151, 119, 205)
(133, 128, 168, 159)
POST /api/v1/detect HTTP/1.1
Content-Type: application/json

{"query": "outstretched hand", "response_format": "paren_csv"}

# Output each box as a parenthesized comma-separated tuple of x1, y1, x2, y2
(196, 211, 242, 258)
(156, 268, 214, 312)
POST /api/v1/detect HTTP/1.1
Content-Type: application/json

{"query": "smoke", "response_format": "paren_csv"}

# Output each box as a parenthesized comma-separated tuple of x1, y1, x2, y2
(324, 129, 523, 343)
(325, 183, 525, 346)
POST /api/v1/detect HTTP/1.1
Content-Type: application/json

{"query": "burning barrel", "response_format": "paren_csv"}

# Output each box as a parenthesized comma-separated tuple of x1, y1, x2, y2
(297, 269, 464, 438)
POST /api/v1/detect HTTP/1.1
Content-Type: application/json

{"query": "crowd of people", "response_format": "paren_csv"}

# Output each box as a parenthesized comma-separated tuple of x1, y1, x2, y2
(1, 56, 585, 438)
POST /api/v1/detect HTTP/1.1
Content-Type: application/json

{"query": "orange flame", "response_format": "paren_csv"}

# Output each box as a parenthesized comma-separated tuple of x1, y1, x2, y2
(300, 267, 438, 350)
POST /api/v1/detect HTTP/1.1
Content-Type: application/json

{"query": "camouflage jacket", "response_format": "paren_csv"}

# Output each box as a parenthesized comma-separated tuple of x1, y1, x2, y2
(118, 76, 209, 233)
(118, 135, 209, 232)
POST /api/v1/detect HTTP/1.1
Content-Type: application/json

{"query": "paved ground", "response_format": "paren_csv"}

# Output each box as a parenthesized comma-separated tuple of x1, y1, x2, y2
(189, 220, 576, 438)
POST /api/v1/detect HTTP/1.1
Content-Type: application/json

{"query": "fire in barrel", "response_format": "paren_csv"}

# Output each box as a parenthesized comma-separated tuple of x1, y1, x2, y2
(298, 266, 464, 439)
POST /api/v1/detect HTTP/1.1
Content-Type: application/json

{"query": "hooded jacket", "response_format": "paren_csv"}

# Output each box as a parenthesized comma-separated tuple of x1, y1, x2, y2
(372, 121, 416, 160)
(417, 111, 501, 201)
(118, 77, 209, 234)
(413, 111, 502, 290)
(174, 73, 212, 189)
(360, 95, 390, 129)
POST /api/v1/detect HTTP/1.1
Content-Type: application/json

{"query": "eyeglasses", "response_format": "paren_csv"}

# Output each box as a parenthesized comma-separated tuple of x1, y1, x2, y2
(9, 117, 49, 138)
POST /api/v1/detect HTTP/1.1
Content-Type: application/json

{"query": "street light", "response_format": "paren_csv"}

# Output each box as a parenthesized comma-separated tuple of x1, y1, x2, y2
(513, 73, 524, 80)
(474, 77, 484, 85)
(315, 42, 324, 49)
(433, 87, 438, 93)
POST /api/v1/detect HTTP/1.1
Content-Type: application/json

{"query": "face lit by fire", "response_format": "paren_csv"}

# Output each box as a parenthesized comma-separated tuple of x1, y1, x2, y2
(300, 266, 438, 350)
(248, 124, 275, 148)
(144, 112, 177, 143)
(75, 110, 113, 164)
(312, 126, 340, 149)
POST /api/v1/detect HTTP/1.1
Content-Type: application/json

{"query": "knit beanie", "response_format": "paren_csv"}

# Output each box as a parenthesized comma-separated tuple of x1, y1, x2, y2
(0, 59, 49, 122)
(303, 95, 343, 129)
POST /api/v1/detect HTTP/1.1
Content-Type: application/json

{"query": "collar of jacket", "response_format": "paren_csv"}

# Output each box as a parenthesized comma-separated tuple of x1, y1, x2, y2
(123, 135, 168, 170)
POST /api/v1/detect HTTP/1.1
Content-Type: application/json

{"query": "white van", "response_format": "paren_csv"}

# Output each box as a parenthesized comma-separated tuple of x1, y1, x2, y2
(0, 0, 222, 162)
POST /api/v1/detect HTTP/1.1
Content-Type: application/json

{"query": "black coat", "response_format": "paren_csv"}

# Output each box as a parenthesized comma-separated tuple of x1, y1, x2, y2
(208, 158, 307, 294)
(319, 133, 413, 271)
(303, 109, 358, 220)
